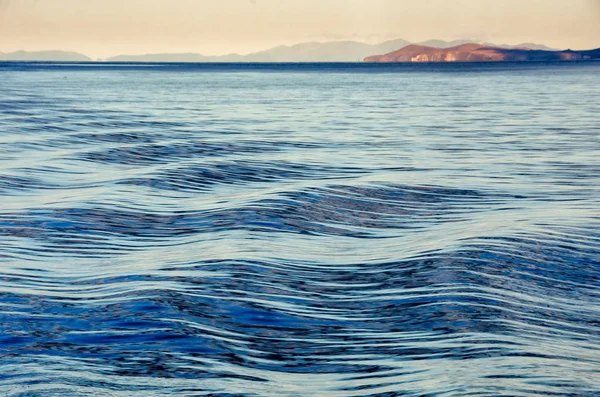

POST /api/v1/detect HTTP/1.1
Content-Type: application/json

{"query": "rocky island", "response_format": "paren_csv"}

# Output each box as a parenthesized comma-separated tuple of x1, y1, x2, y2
(364, 43, 600, 63)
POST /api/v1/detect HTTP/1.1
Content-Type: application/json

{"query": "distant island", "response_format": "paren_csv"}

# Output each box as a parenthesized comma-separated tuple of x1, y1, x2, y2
(364, 43, 600, 63)
(0, 50, 91, 62)
(0, 39, 574, 63)
(2, 41, 598, 64)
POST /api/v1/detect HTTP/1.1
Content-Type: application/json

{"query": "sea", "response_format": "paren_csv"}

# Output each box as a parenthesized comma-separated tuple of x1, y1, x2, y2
(0, 62, 599, 396)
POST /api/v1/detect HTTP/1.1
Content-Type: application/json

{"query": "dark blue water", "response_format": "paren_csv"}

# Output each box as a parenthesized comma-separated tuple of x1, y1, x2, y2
(1, 62, 599, 396)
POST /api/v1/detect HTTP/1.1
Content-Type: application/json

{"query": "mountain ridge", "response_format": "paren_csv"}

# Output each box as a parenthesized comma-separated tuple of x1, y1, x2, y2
(0, 40, 578, 63)
(105, 39, 414, 63)
(103, 39, 562, 63)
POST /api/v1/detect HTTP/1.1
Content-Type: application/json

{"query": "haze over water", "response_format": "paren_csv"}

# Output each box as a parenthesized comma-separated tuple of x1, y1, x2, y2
(0, 62, 599, 396)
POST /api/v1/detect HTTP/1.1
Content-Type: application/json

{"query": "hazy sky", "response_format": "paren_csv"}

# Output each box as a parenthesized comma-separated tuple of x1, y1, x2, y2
(0, 0, 599, 58)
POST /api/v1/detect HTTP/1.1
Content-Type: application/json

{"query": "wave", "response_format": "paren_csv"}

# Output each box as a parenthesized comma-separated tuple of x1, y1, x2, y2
(1, 227, 598, 396)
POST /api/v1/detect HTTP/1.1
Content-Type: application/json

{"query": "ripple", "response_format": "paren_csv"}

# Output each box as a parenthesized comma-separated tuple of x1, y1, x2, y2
(1, 228, 598, 395)
(118, 161, 366, 192)
(0, 183, 523, 259)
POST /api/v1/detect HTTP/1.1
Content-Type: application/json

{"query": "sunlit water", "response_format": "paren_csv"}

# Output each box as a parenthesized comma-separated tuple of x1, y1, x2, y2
(0, 62, 599, 396)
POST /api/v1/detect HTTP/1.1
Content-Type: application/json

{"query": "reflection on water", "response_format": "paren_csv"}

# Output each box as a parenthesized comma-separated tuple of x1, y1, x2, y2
(0, 62, 599, 396)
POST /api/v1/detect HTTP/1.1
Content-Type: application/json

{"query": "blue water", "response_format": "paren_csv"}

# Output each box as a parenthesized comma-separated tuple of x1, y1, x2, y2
(0, 62, 599, 396)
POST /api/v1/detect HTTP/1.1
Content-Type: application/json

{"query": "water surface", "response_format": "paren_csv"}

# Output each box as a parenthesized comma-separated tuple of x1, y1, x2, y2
(1, 62, 599, 396)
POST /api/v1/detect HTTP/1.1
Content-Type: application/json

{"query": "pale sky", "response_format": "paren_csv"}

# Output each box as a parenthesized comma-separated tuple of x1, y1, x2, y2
(0, 0, 599, 59)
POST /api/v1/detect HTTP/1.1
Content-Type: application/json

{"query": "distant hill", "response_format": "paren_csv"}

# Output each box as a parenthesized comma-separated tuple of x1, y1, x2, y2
(0, 51, 91, 62)
(483, 42, 559, 51)
(107, 39, 413, 63)
(415, 39, 475, 49)
(364, 43, 600, 63)
(106, 53, 244, 63)
(417, 39, 559, 51)
(240, 39, 412, 62)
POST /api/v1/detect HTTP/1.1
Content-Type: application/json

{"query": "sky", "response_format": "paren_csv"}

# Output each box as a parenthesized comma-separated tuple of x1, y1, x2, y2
(0, 0, 599, 59)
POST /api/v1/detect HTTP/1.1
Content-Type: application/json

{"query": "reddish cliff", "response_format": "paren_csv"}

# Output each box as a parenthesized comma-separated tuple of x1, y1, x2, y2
(364, 43, 600, 63)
